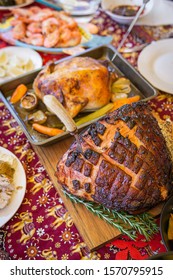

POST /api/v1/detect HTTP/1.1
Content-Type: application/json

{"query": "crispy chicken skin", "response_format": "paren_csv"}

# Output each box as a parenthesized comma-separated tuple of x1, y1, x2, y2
(55, 102, 172, 214)
(33, 57, 112, 118)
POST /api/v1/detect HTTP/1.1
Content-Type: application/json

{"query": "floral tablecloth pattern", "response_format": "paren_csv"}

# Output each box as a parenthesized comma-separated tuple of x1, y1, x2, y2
(0, 5, 172, 260)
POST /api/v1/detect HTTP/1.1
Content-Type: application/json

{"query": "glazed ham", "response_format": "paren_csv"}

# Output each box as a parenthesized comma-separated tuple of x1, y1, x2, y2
(56, 102, 172, 214)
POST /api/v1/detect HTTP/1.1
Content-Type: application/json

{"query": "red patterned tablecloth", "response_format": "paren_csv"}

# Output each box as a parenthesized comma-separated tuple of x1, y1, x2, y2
(0, 4, 173, 260)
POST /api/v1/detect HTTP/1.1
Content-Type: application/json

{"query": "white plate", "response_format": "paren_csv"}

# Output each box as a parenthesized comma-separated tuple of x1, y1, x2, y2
(0, 0, 34, 10)
(137, 39, 173, 94)
(0, 147, 26, 227)
(0, 46, 43, 83)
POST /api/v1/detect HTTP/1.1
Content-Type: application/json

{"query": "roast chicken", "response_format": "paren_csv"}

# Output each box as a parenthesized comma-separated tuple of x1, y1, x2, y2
(33, 57, 114, 118)
(55, 102, 172, 214)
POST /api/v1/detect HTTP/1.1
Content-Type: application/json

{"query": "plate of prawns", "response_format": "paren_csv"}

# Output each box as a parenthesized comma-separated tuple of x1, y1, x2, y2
(0, 6, 112, 53)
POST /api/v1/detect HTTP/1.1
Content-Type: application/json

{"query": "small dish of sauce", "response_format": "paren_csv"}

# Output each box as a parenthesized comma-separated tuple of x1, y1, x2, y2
(111, 5, 141, 17)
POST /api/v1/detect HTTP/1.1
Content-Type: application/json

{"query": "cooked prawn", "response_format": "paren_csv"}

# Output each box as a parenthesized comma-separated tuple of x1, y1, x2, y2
(42, 17, 60, 34)
(59, 28, 72, 44)
(52, 11, 62, 18)
(44, 30, 60, 48)
(12, 22, 26, 40)
(57, 29, 81, 47)
(71, 30, 82, 45)
(42, 17, 60, 48)
(25, 30, 32, 38)
(22, 33, 44, 46)
(29, 6, 42, 13)
(10, 18, 22, 26)
(27, 22, 42, 33)
(11, 8, 33, 23)
(11, 8, 33, 18)
(58, 12, 77, 29)
(30, 9, 54, 22)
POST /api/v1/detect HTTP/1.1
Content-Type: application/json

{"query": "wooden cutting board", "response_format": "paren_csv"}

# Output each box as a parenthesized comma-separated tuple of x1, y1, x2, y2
(33, 136, 163, 251)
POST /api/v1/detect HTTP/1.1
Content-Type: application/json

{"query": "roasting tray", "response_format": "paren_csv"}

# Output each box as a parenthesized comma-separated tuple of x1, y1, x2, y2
(0, 44, 157, 146)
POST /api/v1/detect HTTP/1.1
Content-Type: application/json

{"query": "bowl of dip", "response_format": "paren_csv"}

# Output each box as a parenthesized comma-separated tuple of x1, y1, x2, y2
(101, 0, 154, 24)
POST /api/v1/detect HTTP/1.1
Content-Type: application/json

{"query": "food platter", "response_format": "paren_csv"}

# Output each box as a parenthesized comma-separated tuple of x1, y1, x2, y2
(0, 5, 113, 53)
(0, 0, 34, 10)
(14, 34, 113, 54)
(0, 146, 26, 227)
(160, 195, 173, 251)
(0, 46, 43, 83)
(0, 27, 113, 54)
(0, 45, 157, 146)
(137, 39, 173, 94)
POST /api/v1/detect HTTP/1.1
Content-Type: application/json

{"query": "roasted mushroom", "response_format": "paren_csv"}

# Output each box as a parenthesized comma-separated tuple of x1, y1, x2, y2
(20, 91, 38, 111)
(28, 110, 47, 124)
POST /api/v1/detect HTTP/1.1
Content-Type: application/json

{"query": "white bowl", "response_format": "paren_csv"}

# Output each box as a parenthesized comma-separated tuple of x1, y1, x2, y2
(0, 47, 43, 83)
(57, 0, 101, 16)
(101, 0, 154, 24)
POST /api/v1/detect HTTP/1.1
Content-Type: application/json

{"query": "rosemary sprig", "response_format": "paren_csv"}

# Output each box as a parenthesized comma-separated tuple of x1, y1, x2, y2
(138, 212, 159, 234)
(63, 190, 159, 241)
(109, 209, 159, 240)
(86, 203, 137, 240)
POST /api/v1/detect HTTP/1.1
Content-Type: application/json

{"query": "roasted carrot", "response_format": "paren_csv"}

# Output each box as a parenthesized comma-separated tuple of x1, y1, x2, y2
(111, 95, 140, 111)
(32, 123, 64, 137)
(10, 84, 28, 104)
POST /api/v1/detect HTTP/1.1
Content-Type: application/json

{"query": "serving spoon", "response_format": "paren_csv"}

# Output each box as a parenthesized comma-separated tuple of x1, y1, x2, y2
(111, 0, 150, 61)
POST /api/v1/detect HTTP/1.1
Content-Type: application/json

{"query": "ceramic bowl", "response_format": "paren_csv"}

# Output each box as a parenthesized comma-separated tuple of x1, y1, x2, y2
(57, 0, 101, 16)
(160, 195, 173, 251)
(101, 0, 154, 24)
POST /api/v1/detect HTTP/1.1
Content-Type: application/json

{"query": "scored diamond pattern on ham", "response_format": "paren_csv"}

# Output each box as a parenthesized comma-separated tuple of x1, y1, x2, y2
(56, 102, 172, 214)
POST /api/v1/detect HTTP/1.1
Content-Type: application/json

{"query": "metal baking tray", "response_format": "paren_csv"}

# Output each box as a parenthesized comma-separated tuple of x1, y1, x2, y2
(0, 44, 157, 146)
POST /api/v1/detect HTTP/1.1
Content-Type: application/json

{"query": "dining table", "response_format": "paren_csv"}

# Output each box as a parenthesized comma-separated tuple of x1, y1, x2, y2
(0, 1, 173, 261)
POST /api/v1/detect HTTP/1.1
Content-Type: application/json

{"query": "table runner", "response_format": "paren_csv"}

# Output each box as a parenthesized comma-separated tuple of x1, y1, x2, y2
(0, 5, 173, 260)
